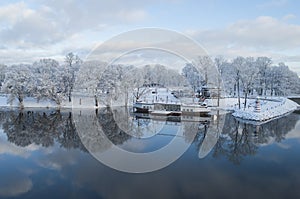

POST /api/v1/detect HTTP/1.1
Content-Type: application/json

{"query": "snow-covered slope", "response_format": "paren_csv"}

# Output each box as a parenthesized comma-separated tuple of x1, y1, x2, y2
(232, 98, 298, 121)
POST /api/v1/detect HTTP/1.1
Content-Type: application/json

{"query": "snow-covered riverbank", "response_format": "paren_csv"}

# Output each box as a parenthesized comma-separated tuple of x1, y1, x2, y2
(0, 95, 72, 109)
(0, 94, 298, 123)
(228, 97, 298, 121)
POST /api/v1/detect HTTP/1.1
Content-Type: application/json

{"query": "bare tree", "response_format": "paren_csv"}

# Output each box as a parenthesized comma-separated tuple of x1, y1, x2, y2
(232, 57, 244, 109)
(239, 57, 259, 110)
(256, 57, 272, 96)
(214, 56, 226, 107)
(64, 52, 82, 102)
(193, 56, 213, 85)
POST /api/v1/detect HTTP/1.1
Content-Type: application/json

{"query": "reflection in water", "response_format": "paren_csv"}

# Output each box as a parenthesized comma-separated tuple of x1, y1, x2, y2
(0, 108, 298, 164)
(210, 112, 299, 164)
(1, 110, 86, 151)
(0, 170, 32, 197)
(74, 107, 200, 173)
(97, 107, 132, 145)
(0, 108, 299, 198)
(198, 111, 224, 159)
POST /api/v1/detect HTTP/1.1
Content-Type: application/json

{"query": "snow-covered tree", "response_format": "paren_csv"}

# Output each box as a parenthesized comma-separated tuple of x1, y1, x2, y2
(138, 64, 185, 87)
(75, 60, 106, 106)
(215, 58, 236, 96)
(214, 56, 226, 106)
(0, 64, 7, 88)
(193, 56, 216, 86)
(31, 59, 66, 106)
(218, 56, 299, 98)
(64, 52, 82, 102)
(93, 63, 187, 106)
(182, 63, 203, 91)
(65, 52, 81, 69)
(193, 56, 208, 85)
(232, 56, 245, 109)
(268, 63, 300, 96)
(2, 64, 33, 108)
(239, 57, 259, 109)
(256, 57, 272, 96)
(127, 67, 149, 103)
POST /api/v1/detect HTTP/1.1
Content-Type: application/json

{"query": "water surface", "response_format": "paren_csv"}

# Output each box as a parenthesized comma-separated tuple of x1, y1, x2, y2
(0, 108, 299, 199)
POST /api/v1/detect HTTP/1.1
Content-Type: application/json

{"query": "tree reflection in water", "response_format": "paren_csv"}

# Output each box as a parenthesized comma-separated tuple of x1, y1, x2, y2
(210, 112, 299, 164)
(1, 109, 86, 151)
(0, 108, 298, 165)
(96, 107, 131, 145)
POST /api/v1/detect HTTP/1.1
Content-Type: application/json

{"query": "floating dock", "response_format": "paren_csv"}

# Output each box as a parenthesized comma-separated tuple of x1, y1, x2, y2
(150, 110, 173, 116)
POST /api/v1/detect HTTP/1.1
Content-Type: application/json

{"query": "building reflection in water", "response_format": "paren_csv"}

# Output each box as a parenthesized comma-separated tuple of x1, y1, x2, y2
(0, 107, 298, 164)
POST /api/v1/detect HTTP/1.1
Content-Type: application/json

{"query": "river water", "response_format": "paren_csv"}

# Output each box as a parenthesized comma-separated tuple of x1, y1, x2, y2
(0, 108, 299, 199)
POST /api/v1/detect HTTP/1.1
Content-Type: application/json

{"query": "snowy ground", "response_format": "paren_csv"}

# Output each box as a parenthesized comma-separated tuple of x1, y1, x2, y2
(0, 92, 298, 122)
(0, 95, 72, 109)
(223, 97, 298, 122)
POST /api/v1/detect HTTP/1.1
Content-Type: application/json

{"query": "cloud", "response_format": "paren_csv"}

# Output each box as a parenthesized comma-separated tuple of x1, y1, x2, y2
(0, 171, 32, 197)
(0, 0, 173, 64)
(186, 16, 300, 71)
(0, 134, 40, 158)
(0, 2, 34, 24)
(229, 16, 300, 49)
(285, 121, 300, 139)
(0, 0, 152, 49)
(36, 149, 80, 170)
(282, 14, 296, 21)
(189, 16, 300, 52)
(0, 1, 299, 77)
(0, 2, 65, 47)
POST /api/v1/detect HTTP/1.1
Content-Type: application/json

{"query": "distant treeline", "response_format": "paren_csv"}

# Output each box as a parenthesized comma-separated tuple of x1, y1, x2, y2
(0, 54, 299, 108)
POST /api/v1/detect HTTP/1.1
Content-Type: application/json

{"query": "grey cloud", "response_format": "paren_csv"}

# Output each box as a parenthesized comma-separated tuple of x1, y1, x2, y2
(190, 16, 300, 52)
(1, 13, 65, 46)
(185, 16, 300, 75)
(0, 172, 32, 197)
(0, 136, 40, 158)
(0, 0, 154, 47)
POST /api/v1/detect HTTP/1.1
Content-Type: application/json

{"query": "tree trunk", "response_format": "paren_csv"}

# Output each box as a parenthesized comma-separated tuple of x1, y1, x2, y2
(94, 95, 98, 107)
(244, 90, 248, 110)
(56, 104, 61, 110)
(18, 96, 24, 109)
(264, 78, 267, 96)
(217, 75, 221, 107)
(271, 89, 273, 96)
(237, 79, 241, 109)
(234, 83, 236, 96)
(125, 90, 128, 107)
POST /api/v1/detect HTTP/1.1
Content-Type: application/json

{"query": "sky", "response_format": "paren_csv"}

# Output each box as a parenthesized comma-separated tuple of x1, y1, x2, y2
(0, 0, 300, 75)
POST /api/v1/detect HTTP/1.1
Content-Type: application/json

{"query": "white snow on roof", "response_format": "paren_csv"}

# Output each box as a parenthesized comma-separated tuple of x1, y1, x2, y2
(137, 87, 180, 104)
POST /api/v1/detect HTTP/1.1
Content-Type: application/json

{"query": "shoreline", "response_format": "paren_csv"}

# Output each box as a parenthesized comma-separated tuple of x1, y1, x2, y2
(231, 98, 298, 122)
(0, 96, 298, 123)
